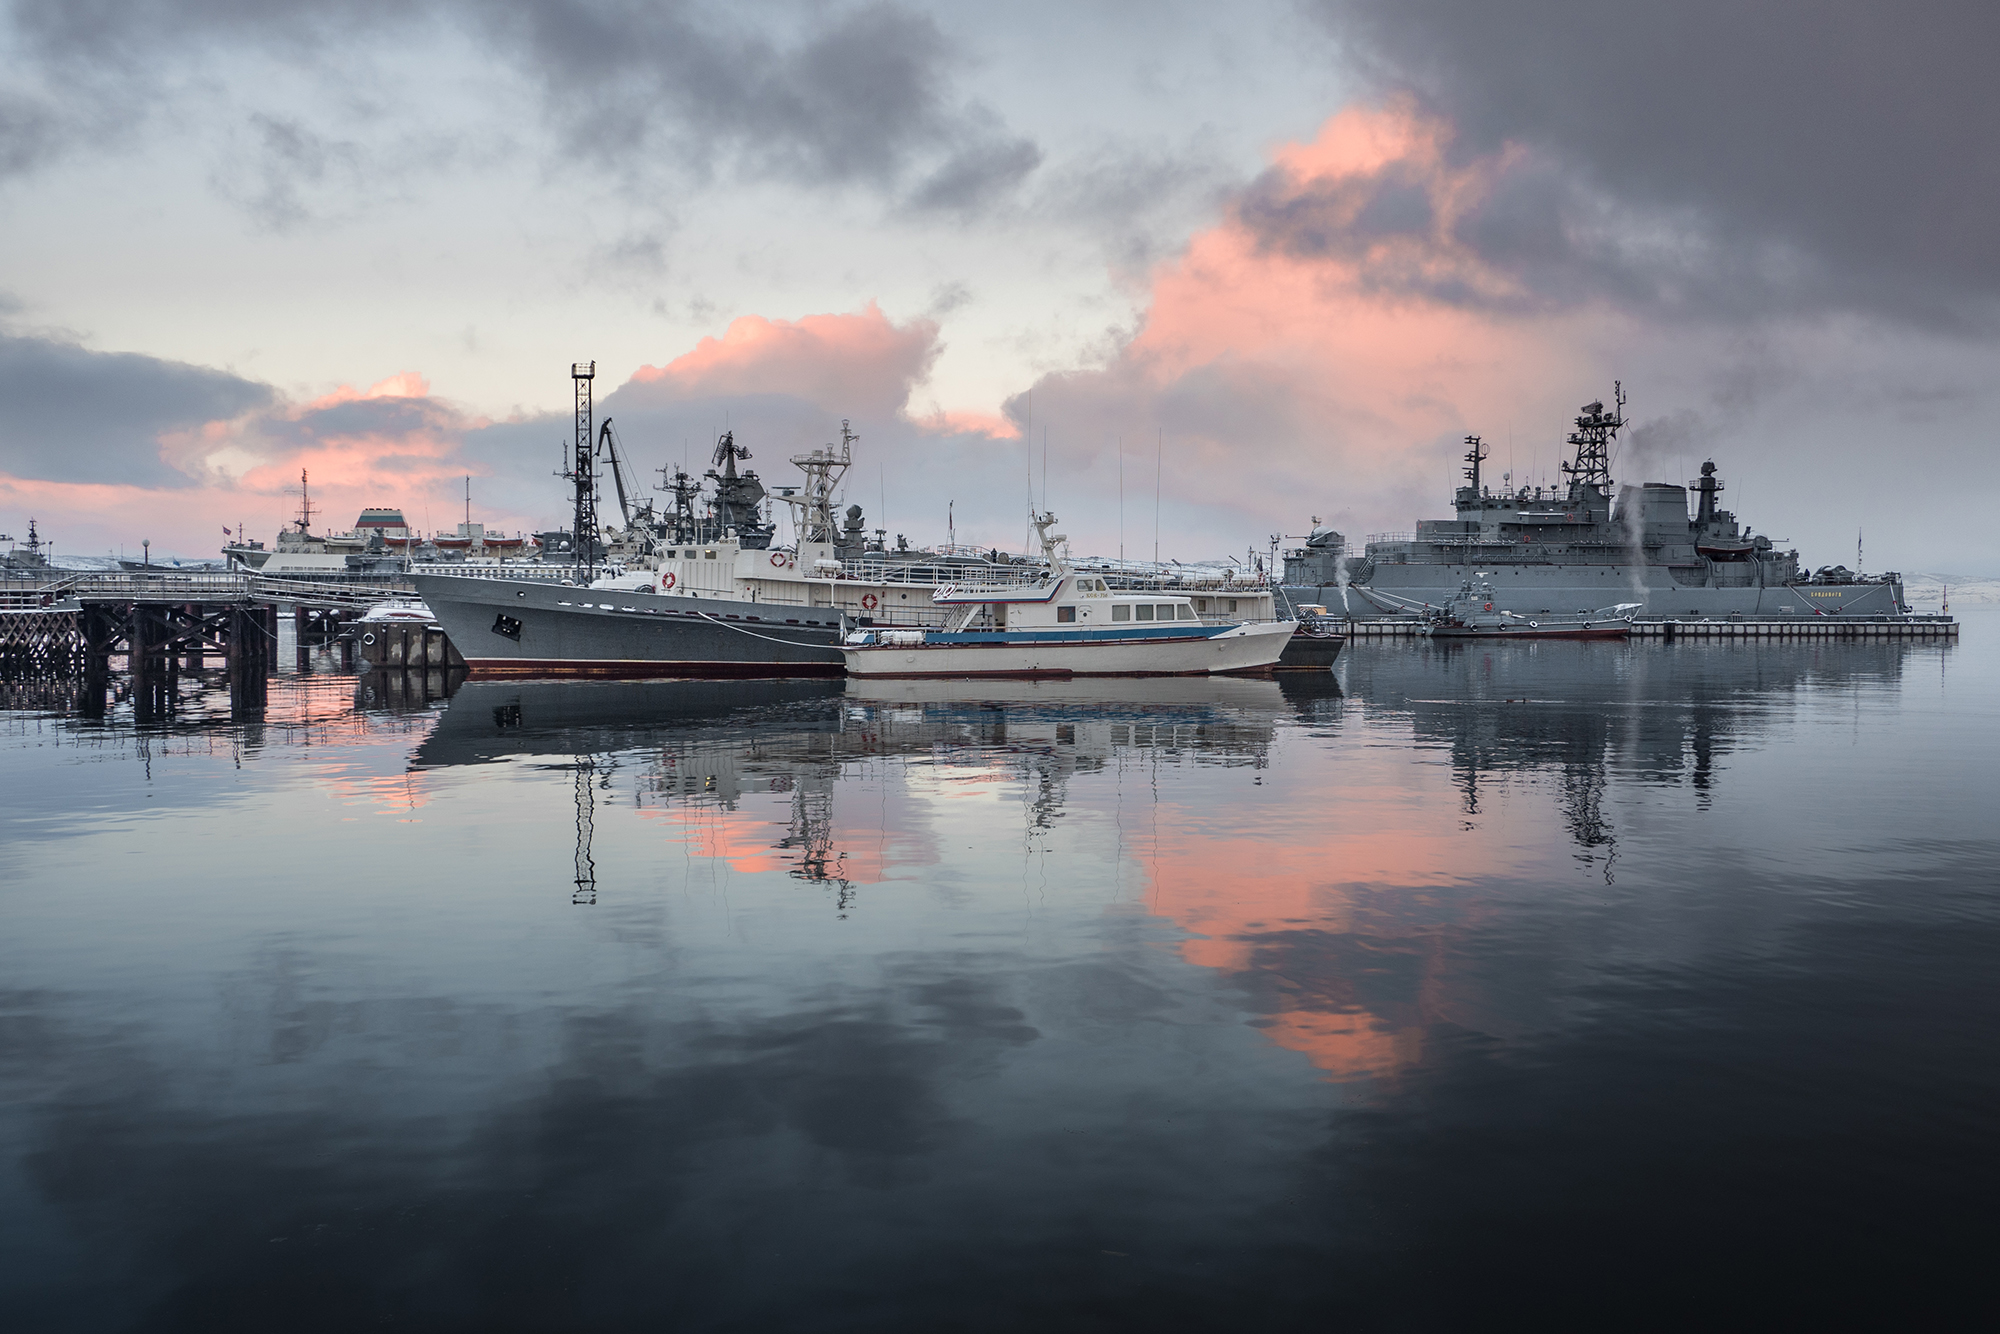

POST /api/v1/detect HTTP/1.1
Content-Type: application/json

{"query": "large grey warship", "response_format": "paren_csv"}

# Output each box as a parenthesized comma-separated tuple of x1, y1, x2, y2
(1283, 385, 1907, 620)
(413, 363, 1044, 678)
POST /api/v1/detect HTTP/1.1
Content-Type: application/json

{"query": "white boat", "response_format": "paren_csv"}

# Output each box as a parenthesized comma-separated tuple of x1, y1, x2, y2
(357, 598, 435, 623)
(842, 514, 1295, 679)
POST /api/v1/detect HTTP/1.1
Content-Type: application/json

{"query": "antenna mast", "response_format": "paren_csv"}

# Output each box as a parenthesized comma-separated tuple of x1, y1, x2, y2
(565, 361, 598, 580)
(782, 420, 855, 546)
(291, 469, 316, 534)
(1461, 435, 1487, 495)
(1560, 381, 1624, 495)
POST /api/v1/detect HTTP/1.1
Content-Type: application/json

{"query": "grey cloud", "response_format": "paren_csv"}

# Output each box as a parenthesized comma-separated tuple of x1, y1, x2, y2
(908, 133, 1042, 212)
(0, 333, 274, 486)
(2, 1, 1042, 209)
(222, 113, 365, 231)
(259, 394, 461, 445)
(0, 90, 67, 177)
(1304, 1, 2000, 326)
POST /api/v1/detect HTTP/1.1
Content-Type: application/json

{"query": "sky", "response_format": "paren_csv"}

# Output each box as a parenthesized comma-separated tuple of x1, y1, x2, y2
(3, 0, 1996, 573)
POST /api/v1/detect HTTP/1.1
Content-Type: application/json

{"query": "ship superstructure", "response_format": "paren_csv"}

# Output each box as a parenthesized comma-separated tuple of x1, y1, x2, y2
(1284, 384, 1908, 620)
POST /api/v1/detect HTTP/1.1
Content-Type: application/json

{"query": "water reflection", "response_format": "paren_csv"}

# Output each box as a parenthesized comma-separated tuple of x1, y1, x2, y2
(0, 629, 1992, 1328)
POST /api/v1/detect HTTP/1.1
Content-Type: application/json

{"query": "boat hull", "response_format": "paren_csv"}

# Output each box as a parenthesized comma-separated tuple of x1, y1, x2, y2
(411, 573, 847, 679)
(1274, 633, 1344, 670)
(1288, 570, 1906, 622)
(844, 620, 1295, 679)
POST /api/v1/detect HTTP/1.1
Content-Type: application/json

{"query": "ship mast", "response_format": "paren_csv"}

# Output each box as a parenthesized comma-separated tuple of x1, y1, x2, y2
(1461, 435, 1487, 495)
(782, 420, 855, 546)
(1560, 381, 1624, 496)
(562, 361, 599, 580)
(291, 469, 317, 535)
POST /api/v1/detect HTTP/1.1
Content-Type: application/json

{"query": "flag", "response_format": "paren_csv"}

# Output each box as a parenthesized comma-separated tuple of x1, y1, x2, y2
(223, 526, 233, 536)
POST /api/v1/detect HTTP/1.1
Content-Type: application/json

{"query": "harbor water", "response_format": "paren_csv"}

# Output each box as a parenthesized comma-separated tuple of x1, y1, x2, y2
(2, 614, 1995, 1329)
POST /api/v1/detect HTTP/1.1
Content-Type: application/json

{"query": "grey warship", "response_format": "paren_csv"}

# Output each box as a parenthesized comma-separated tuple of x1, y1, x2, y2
(413, 363, 1036, 679)
(1283, 385, 1907, 621)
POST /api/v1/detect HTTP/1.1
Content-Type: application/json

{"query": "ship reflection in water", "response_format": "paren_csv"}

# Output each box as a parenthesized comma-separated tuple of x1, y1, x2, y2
(2, 625, 1995, 1327)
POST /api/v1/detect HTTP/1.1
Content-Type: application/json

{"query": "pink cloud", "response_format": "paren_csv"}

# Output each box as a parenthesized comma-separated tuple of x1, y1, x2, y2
(628, 303, 942, 418)
(994, 102, 1619, 552)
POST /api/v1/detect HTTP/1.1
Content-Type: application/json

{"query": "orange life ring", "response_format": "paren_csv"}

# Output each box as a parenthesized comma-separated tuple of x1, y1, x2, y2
(1484, 602, 1494, 611)
(661, 572, 676, 589)
(770, 551, 787, 567)
(860, 593, 879, 610)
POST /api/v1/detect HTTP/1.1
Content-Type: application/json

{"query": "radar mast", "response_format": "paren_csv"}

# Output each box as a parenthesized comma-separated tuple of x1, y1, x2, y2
(781, 420, 856, 546)
(1561, 381, 1625, 495)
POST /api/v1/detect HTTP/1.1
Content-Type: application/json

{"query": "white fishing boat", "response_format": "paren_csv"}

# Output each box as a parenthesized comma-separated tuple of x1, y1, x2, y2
(842, 514, 1295, 679)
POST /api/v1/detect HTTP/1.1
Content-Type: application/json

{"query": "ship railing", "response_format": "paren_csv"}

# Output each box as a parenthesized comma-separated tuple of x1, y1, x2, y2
(410, 562, 594, 582)
(825, 559, 1049, 589)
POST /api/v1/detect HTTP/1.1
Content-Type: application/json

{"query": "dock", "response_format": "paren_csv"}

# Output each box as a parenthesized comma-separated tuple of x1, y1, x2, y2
(0, 572, 415, 717)
(1339, 615, 1958, 640)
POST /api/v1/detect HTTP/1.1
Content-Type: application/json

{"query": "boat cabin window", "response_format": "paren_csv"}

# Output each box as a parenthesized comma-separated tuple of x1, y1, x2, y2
(704, 550, 717, 559)
(1175, 605, 1196, 621)
(1057, 606, 1076, 623)
(1195, 598, 1210, 612)
(1155, 605, 1178, 620)
(1135, 605, 1154, 621)
(1112, 604, 1131, 622)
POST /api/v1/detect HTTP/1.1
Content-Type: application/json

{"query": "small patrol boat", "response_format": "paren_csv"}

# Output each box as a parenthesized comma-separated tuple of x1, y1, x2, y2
(1420, 575, 1638, 640)
(841, 513, 1295, 679)
(1275, 604, 1345, 670)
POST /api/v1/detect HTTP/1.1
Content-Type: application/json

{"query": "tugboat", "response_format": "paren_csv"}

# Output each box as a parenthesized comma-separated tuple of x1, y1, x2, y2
(841, 513, 1295, 678)
(1419, 575, 1637, 640)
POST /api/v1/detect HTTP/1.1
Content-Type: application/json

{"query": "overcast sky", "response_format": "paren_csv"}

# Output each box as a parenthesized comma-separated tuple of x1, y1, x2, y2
(3, 0, 1996, 574)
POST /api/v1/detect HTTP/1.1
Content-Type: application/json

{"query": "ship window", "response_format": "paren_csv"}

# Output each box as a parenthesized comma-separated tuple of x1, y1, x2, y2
(1136, 605, 1154, 621)
(1226, 599, 1238, 613)
(1112, 605, 1131, 622)
(1057, 606, 1076, 623)
(1176, 605, 1196, 621)
(704, 550, 717, 559)
(1196, 598, 1209, 612)
(1156, 605, 1177, 620)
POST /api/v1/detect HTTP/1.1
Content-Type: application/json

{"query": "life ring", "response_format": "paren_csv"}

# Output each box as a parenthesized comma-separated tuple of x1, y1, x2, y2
(770, 551, 787, 567)
(1484, 602, 1494, 612)
(860, 594, 879, 610)
(1529, 620, 1539, 627)
(361, 631, 376, 645)
(660, 572, 676, 590)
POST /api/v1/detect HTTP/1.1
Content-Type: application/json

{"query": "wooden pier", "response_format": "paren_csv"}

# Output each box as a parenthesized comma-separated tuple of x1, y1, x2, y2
(0, 572, 411, 716)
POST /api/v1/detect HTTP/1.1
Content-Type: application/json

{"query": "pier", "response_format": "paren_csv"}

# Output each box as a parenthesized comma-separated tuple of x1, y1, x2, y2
(0, 572, 411, 716)
(1339, 615, 1958, 640)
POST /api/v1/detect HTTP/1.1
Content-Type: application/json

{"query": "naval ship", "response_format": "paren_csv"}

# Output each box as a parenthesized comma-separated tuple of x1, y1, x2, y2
(1283, 385, 1907, 621)
(413, 382, 1043, 677)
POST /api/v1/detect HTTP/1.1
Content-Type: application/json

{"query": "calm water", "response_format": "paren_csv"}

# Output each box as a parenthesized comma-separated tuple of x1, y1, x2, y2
(3, 617, 1996, 1330)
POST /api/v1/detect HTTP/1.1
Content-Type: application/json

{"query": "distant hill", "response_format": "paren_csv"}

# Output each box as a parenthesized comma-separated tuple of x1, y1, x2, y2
(1901, 573, 2000, 608)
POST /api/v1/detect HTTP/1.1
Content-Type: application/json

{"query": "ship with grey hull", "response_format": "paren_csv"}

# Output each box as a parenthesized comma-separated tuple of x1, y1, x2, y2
(413, 363, 1045, 678)
(410, 576, 854, 678)
(1283, 384, 1908, 621)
